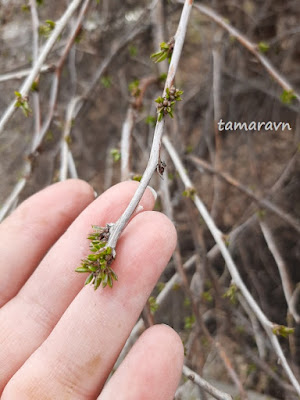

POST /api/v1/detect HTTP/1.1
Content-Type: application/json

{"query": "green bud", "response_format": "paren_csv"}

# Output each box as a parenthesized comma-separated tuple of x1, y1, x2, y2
(94, 275, 102, 290)
(75, 266, 90, 273)
(272, 324, 295, 338)
(280, 90, 297, 105)
(85, 273, 94, 285)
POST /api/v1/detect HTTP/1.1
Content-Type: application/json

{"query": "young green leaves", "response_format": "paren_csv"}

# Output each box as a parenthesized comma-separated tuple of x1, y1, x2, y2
(75, 225, 117, 290)
(14, 91, 32, 117)
(280, 89, 297, 105)
(150, 39, 174, 63)
(155, 86, 183, 122)
(39, 20, 56, 38)
(257, 41, 270, 54)
(272, 324, 295, 338)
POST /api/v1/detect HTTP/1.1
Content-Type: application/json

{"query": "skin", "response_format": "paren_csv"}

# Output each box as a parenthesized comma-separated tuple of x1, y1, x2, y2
(0, 179, 184, 399)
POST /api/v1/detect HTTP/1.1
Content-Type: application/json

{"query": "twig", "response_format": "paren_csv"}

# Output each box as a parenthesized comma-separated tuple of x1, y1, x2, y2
(188, 155, 300, 233)
(183, 1, 300, 102)
(60, 97, 81, 181)
(150, 0, 167, 76)
(0, 0, 91, 221)
(0, 0, 84, 135)
(0, 65, 53, 83)
(30, 0, 41, 151)
(245, 347, 297, 395)
(106, 0, 194, 253)
(211, 30, 224, 223)
(163, 135, 300, 395)
(161, 168, 247, 396)
(115, 255, 197, 369)
(182, 365, 233, 400)
(237, 294, 267, 360)
(206, 152, 298, 266)
(215, 341, 248, 399)
(0, 174, 29, 222)
(259, 221, 300, 323)
(75, 24, 149, 120)
(67, 150, 78, 179)
(120, 76, 157, 181)
(104, 140, 114, 190)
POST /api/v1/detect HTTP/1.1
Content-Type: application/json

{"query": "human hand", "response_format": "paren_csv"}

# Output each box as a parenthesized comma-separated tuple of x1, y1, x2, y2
(0, 180, 183, 399)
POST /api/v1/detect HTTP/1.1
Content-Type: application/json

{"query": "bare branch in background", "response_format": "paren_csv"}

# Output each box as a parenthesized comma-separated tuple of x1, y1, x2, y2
(115, 255, 197, 369)
(60, 97, 81, 181)
(120, 108, 135, 181)
(0, 65, 53, 83)
(0, 0, 84, 135)
(163, 134, 300, 395)
(259, 221, 300, 323)
(211, 30, 224, 224)
(182, 365, 233, 400)
(0, 0, 91, 221)
(1, 1, 299, 397)
(188, 155, 300, 233)
(184, 1, 300, 102)
(30, 0, 42, 149)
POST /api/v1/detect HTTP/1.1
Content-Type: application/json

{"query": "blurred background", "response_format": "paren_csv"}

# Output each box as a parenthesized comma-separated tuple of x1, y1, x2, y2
(0, 0, 300, 399)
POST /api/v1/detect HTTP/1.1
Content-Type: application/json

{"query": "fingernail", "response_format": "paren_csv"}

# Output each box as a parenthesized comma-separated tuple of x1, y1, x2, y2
(93, 190, 98, 198)
(136, 205, 144, 214)
(147, 185, 157, 200)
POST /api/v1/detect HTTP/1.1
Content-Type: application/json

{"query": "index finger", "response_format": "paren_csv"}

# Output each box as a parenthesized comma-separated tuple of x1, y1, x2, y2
(0, 179, 95, 306)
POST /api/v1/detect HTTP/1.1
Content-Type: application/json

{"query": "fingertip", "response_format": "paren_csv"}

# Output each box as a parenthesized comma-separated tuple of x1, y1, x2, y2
(64, 179, 95, 199)
(100, 324, 184, 400)
(142, 324, 184, 371)
(50, 179, 95, 205)
(129, 210, 177, 255)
